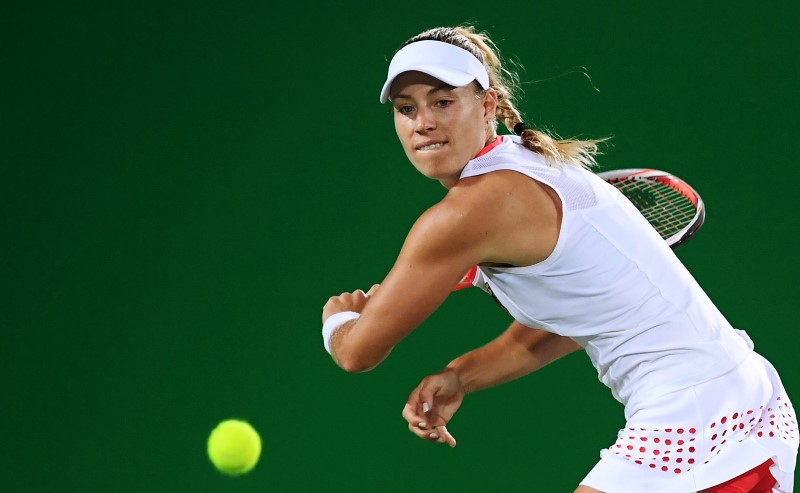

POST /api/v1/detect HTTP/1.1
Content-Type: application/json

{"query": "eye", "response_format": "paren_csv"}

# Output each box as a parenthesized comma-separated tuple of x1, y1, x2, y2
(435, 99, 453, 108)
(396, 104, 415, 115)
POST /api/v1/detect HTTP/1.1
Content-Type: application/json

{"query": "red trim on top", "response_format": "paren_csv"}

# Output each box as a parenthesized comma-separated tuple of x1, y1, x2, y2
(474, 135, 504, 158)
(453, 266, 478, 291)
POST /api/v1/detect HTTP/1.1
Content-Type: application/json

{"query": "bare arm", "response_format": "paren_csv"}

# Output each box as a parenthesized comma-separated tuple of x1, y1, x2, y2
(447, 320, 582, 394)
(402, 320, 581, 447)
(322, 171, 563, 373)
(322, 200, 481, 372)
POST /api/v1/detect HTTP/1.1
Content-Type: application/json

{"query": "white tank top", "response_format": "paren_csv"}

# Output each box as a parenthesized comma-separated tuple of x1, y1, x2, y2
(461, 136, 753, 416)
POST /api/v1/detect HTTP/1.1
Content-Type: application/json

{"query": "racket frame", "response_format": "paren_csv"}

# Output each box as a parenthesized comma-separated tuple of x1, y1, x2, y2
(597, 168, 705, 249)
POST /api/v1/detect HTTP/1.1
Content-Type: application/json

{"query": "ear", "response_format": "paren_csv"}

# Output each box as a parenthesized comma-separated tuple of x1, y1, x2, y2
(482, 88, 498, 119)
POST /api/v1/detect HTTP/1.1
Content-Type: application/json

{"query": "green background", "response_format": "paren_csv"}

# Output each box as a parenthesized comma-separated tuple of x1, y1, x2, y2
(3, 1, 798, 491)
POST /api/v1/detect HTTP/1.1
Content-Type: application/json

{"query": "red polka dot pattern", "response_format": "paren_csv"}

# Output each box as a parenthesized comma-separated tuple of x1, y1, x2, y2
(610, 394, 798, 474)
(612, 426, 699, 474)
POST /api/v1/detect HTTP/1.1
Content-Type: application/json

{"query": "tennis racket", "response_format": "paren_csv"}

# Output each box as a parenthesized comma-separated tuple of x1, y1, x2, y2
(453, 168, 705, 290)
(598, 168, 705, 248)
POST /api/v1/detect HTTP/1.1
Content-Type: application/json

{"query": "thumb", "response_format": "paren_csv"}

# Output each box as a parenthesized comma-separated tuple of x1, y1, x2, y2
(366, 284, 380, 296)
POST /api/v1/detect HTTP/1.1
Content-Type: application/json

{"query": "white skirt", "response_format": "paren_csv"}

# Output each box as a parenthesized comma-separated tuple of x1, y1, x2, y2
(581, 352, 798, 492)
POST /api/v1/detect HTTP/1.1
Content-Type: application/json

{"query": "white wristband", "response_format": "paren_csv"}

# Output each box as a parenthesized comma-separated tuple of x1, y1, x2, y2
(322, 311, 361, 355)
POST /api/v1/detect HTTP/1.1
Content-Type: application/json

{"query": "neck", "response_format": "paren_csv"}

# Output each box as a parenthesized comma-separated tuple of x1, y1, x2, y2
(440, 135, 503, 190)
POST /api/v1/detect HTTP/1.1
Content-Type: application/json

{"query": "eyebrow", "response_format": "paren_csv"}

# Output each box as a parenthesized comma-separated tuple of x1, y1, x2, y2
(392, 82, 457, 102)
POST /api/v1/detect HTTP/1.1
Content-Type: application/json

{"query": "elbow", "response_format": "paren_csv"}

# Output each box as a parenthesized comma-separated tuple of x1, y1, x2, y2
(339, 358, 374, 374)
(336, 347, 391, 374)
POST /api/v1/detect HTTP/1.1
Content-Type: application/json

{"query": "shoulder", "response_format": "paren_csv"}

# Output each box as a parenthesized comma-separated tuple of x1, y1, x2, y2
(408, 170, 556, 265)
(417, 172, 517, 233)
(399, 174, 504, 262)
(443, 169, 549, 223)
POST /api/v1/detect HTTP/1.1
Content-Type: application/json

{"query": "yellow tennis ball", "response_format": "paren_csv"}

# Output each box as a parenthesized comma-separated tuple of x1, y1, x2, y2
(207, 419, 261, 476)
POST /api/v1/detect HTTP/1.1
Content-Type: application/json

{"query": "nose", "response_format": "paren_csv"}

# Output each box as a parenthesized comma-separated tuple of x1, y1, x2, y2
(415, 106, 436, 133)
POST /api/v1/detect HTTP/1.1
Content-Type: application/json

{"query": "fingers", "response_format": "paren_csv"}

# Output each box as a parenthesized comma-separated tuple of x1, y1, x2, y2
(404, 419, 457, 447)
(322, 285, 378, 321)
(349, 288, 368, 300)
(402, 402, 427, 430)
(423, 403, 455, 446)
(403, 403, 432, 440)
(412, 375, 455, 427)
(402, 402, 434, 437)
(402, 403, 457, 447)
(437, 425, 457, 448)
(418, 394, 447, 428)
(420, 400, 445, 428)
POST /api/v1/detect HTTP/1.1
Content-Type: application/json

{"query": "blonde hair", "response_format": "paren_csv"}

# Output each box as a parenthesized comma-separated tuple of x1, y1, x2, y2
(401, 26, 606, 169)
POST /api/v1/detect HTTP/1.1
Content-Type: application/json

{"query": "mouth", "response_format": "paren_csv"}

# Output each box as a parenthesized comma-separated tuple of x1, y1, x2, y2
(416, 141, 447, 152)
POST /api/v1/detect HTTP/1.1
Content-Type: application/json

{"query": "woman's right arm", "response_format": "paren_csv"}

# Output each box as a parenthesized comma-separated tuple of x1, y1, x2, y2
(322, 171, 554, 373)
(449, 320, 581, 393)
(403, 320, 581, 446)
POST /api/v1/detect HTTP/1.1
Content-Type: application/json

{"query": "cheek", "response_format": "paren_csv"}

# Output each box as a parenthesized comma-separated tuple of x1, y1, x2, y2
(394, 120, 416, 151)
(455, 118, 487, 152)
(393, 115, 410, 137)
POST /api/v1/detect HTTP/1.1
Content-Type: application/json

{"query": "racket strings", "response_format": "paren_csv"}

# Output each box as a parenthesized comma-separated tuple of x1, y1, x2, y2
(612, 178, 697, 239)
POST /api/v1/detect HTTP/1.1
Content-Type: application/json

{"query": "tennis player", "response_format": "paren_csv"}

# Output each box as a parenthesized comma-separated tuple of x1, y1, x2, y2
(321, 25, 798, 492)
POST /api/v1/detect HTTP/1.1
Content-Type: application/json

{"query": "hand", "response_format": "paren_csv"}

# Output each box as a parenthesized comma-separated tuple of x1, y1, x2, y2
(402, 368, 464, 448)
(322, 284, 379, 323)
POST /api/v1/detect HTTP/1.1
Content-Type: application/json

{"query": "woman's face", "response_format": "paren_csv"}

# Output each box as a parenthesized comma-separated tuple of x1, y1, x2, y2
(389, 71, 497, 188)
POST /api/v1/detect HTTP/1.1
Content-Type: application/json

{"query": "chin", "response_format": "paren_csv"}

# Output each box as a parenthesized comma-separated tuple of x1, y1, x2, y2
(415, 164, 445, 181)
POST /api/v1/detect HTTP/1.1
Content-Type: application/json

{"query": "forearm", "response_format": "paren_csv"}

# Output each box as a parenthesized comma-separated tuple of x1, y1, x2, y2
(327, 317, 391, 373)
(445, 321, 581, 394)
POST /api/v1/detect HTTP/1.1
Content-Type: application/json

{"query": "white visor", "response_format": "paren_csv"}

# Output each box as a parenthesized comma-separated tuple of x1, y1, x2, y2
(379, 40, 490, 103)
